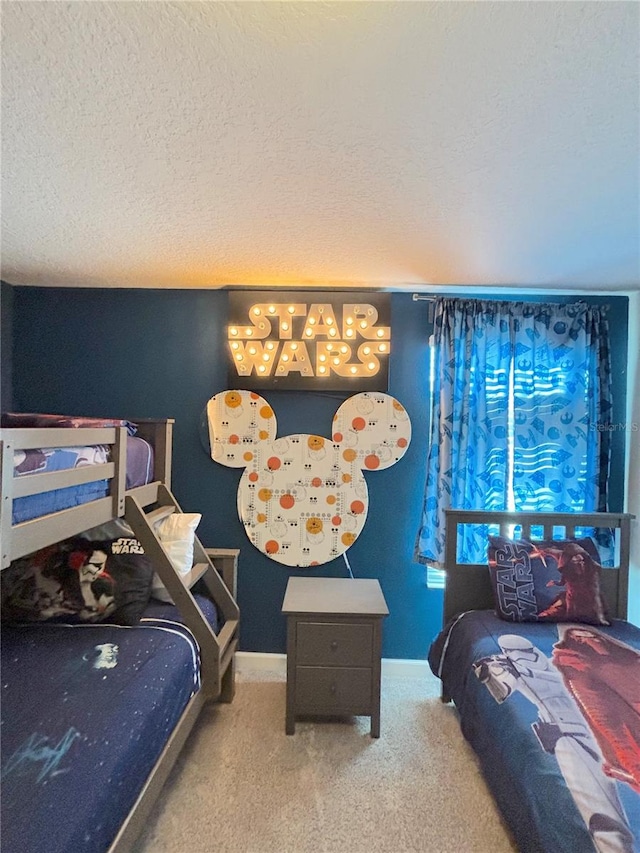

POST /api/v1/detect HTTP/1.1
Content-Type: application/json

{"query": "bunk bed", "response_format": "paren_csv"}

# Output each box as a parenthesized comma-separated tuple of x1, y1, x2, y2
(429, 509, 639, 853)
(0, 415, 240, 853)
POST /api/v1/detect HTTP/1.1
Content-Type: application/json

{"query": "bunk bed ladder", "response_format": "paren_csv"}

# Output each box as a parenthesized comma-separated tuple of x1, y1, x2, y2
(124, 485, 240, 703)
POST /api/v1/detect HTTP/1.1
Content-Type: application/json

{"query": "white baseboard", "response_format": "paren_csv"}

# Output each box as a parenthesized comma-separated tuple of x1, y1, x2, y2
(236, 652, 287, 676)
(381, 658, 431, 677)
(235, 652, 430, 678)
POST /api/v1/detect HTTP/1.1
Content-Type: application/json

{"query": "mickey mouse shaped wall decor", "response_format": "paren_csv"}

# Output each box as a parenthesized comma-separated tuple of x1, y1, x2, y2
(206, 390, 411, 567)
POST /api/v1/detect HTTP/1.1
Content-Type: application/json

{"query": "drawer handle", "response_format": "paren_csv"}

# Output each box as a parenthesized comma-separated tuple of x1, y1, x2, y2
(330, 682, 337, 694)
(330, 641, 338, 650)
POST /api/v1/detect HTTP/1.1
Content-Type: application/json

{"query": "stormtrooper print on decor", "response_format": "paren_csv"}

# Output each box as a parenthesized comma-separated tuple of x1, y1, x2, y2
(206, 390, 411, 567)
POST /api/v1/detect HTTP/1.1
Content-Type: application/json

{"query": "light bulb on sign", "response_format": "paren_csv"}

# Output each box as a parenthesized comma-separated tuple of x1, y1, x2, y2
(226, 293, 390, 388)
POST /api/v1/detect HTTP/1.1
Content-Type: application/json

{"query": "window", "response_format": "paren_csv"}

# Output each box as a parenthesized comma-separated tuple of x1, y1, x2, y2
(416, 298, 611, 583)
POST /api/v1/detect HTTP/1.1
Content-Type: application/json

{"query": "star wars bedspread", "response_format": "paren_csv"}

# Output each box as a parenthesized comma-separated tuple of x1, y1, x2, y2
(0, 594, 218, 853)
(429, 610, 640, 853)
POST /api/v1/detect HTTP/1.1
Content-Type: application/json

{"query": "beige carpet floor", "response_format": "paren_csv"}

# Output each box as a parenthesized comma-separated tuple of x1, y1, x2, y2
(134, 670, 518, 853)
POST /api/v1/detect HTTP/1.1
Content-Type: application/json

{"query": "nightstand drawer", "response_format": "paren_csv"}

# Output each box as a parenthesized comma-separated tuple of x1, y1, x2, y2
(295, 666, 372, 715)
(296, 622, 373, 666)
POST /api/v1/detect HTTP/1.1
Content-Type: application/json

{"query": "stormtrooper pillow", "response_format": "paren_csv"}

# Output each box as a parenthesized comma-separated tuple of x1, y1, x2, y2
(1, 535, 153, 626)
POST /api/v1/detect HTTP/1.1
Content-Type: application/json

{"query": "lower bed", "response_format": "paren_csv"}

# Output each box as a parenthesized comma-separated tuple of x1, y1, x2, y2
(1, 595, 219, 853)
(429, 610, 640, 853)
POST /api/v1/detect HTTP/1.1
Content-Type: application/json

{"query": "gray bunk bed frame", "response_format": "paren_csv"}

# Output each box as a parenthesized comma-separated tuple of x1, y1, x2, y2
(0, 417, 240, 853)
(443, 509, 634, 626)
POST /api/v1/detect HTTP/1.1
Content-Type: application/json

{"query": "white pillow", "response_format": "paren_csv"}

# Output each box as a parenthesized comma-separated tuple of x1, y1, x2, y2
(151, 513, 201, 603)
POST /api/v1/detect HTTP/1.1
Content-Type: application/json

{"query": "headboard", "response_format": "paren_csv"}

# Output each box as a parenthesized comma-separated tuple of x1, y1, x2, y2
(443, 509, 634, 624)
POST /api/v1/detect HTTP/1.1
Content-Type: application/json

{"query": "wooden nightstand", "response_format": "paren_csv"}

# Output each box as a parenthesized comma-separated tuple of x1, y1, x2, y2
(282, 577, 389, 738)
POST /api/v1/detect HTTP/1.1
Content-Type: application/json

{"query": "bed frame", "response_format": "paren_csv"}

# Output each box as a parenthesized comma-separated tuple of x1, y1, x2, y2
(0, 417, 240, 853)
(443, 508, 634, 625)
(438, 509, 639, 850)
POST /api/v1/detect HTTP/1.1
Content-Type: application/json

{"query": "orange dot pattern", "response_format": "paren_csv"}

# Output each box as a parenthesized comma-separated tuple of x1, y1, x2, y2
(207, 390, 411, 567)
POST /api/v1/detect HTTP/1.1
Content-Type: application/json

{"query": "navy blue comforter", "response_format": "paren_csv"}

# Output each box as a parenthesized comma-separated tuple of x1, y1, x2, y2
(429, 611, 640, 853)
(1, 595, 217, 853)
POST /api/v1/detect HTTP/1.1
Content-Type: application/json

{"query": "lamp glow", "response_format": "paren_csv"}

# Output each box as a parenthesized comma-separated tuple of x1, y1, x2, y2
(227, 294, 390, 388)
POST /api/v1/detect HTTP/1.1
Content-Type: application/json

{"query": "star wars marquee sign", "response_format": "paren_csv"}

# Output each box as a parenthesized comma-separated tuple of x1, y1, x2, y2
(227, 292, 390, 391)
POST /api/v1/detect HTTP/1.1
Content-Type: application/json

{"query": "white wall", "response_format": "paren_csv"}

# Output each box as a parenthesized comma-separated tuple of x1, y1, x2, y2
(626, 292, 639, 625)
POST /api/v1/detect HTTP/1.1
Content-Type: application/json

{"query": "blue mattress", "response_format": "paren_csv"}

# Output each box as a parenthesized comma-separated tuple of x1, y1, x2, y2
(429, 610, 640, 853)
(144, 593, 221, 634)
(0, 594, 216, 853)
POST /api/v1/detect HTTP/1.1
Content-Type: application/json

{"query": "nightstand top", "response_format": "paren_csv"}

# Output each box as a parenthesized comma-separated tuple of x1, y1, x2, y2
(282, 577, 389, 617)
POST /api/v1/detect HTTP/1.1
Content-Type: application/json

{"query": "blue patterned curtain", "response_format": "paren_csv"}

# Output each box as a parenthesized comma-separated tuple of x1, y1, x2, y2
(415, 298, 612, 567)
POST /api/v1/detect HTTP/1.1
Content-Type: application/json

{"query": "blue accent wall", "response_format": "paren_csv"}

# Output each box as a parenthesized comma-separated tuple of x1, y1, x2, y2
(8, 286, 628, 658)
(1, 282, 14, 410)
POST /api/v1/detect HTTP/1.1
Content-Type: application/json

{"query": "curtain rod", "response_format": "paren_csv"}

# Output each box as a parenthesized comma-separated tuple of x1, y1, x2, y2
(411, 293, 610, 309)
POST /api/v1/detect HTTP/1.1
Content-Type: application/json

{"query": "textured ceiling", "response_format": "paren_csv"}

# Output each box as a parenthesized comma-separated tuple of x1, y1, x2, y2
(1, 1, 639, 291)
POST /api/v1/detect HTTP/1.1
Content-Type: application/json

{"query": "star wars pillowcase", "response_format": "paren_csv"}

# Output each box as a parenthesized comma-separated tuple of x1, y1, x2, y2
(487, 536, 610, 625)
(1, 534, 153, 626)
